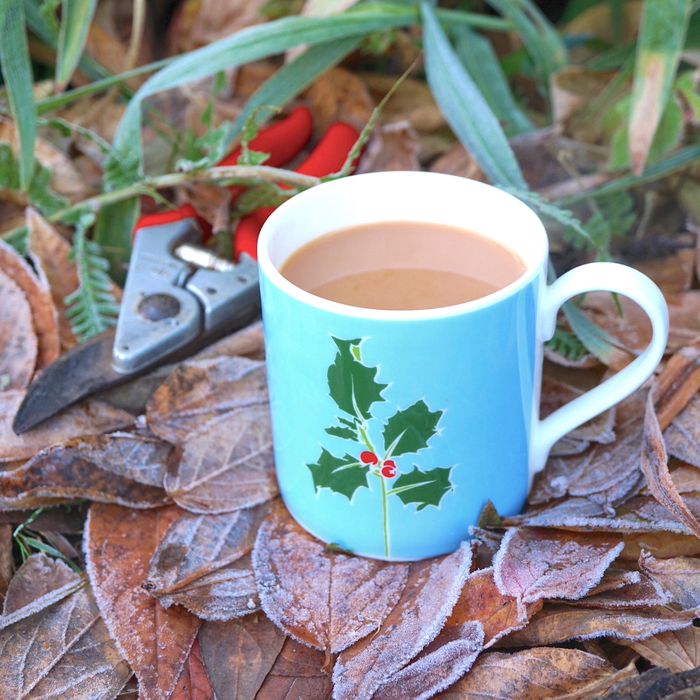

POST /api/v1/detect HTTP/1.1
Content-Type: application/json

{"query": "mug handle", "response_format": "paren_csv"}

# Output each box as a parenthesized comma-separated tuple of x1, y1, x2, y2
(531, 261, 669, 474)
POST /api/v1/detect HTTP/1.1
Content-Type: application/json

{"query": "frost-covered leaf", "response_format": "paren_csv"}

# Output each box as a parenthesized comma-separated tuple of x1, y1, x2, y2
(569, 571, 671, 610)
(0, 268, 37, 391)
(333, 542, 472, 700)
(639, 551, 700, 608)
(0, 555, 131, 699)
(493, 528, 623, 609)
(252, 506, 408, 653)
(199, 615, 285, 700)
(85, 504, 201, 700)
(255, 637, 331, 700)
(382, 400, 442, 456)
(391, 466, 453, 510)
(626, 627, 700, 672)
(147, 356, 268, 446)
(0, 437, 169, 509)
(444, 567, 541, 648)
(665, 394, 700, 468)
(441, 648, 637, 699)
(327, 337, 386, 419)
(374, 622, 484, 700)
(0, 239, 59, 371)
(0, 390, 132, 462)
(144, 505, 270, 621)
(165, 404, 276, 513)
(171, 638, 214, 700)
(307, 448, 369, 500)
(654, 344, 700, 430)
(502, 603, 697, 646)
(599, 666, 700, 699)
(641, 389, 700, 539)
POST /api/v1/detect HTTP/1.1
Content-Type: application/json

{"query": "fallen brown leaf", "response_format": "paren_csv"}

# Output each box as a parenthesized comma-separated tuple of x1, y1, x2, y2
(568, 571, 670, 609)
(144, 505, 271, 620)
(65, 432, 172, 487)
(171, 638, 214, 700)
(85, 504, 201, 700)
(655, 344, 700, 430)
(621, 531, 700, 560)
(0, 268, 37, 391)
(0, 554, 131, 698)
(147, 356, 267, 446)
(444, 567, 541, 648)
(358, 121, 421, 173)
(305, 67, 374, 134)
(501, 603, 697, 646)
(199, 614, 286, 700)
(641, 389, 700, 540)
(639, 550, 700, 608)
(600, 665, 700, 699)
(0, 239, 59, 371)
(252, 506, 408, 653)
(0, 437, 169, 510)
(194, 321, 264, 362)
(625, 627, 700, 673)
(256, 637, 332, 700)
(469, 527, 502, 571)
(332, 542, 472, 700)
(440, 648, 637, 699)
(0, 390, 133, 462)
(165, 404, 277, 513)
(0, 524, 13, 597)
(665, 394, 700, 467)
(493, 528, 623, 611)
(374, 621, 484, 700)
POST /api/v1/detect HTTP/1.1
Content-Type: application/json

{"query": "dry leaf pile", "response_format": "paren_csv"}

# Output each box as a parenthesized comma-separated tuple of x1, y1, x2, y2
(1, 223, 700, 699)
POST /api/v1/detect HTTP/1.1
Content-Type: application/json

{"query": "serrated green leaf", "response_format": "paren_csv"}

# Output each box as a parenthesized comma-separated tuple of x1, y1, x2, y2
(451, 24, 533, 136)
(325, 425, 358, 440)
(421, 2, 526, 188)
(307, 448, 369, 500)
(55, 0, 98, 90)
(0, 0, 36, 190)
(389, 466, 452, 511)
(383, 400, 442, 457)
(327, 337, 387, 419)
(628, 0, 691, 174)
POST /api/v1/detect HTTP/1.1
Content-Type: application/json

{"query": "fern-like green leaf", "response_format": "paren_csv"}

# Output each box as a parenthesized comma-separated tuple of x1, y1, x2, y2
(64, 212, 120, 343)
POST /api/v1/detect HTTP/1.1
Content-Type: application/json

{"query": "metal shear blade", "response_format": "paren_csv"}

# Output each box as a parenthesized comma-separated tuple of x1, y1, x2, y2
(13, 218, 260, 433)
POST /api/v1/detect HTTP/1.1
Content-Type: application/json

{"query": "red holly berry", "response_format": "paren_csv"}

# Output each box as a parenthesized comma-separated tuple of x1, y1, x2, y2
(360, 451, 378, 465)
(381, 460, 397, 478)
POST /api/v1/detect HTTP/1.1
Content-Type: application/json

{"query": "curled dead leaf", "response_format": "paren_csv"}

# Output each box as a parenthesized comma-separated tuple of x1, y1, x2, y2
(639, 550, 700, 609)
(625, 626, 700, 672)
(0, 268, 37, 391)
(252, 505, 408, 653)
(665, 394, 700, 467)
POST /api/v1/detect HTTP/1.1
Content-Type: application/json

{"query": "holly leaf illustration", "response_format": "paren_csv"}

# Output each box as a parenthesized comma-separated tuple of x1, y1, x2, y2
(307, 448, 370, 500)
(390, 466, 452, 510)
(327, 338, 387, 419)
(326, 425, 358, 440)
(383, 401, 442, 456)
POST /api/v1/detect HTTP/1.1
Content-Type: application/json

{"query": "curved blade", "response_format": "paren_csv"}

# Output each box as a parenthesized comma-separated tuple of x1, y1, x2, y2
(12, 330, 125, 434)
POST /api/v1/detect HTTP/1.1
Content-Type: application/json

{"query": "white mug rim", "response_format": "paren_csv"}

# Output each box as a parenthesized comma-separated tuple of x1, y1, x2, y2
(257, 171, 548, 321)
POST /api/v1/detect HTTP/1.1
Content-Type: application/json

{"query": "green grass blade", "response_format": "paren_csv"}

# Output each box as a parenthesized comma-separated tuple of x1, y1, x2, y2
(421, 2, 525, 188)
(216, 36, 361, 162)
(485, 0, 567, 91)
(0, 0, 36, 190)
(628, 0, 692, 174)
(451, 24, 533, 136)
(55, 0, 98, 90)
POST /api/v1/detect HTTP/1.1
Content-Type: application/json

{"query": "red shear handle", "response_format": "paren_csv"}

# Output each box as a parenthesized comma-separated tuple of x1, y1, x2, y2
(133, 107, 314, 239)
(234, 122, 360, 260)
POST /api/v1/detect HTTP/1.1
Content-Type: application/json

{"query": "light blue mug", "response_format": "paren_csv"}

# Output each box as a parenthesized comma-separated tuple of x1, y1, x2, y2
(257, 172, 668, 561)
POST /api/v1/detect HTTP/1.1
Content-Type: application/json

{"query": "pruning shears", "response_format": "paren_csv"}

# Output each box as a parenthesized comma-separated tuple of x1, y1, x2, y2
(13, 107, 360, 433)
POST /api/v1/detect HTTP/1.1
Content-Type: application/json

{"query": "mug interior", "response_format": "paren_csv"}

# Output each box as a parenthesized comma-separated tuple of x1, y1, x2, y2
(257, 171, 548, 319)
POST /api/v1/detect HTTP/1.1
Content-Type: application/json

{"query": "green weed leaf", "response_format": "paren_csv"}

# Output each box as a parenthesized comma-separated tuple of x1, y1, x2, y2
(308, 448, 369, 500)
(383, 400, 442, 457)
(390, 466, 453, 511)
(55, 0, 98, 90)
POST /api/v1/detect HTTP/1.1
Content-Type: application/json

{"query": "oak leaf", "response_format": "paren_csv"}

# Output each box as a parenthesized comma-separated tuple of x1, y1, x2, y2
(332, 542, 472, 700)
(199, 614, 286, 700)
(164, 404, 277, 513)
(252, 506, 408, 653)
(85, 504, 201, 700)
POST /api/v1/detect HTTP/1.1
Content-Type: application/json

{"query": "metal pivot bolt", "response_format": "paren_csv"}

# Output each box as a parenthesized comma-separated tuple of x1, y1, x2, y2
(138, 293, 182, 322)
